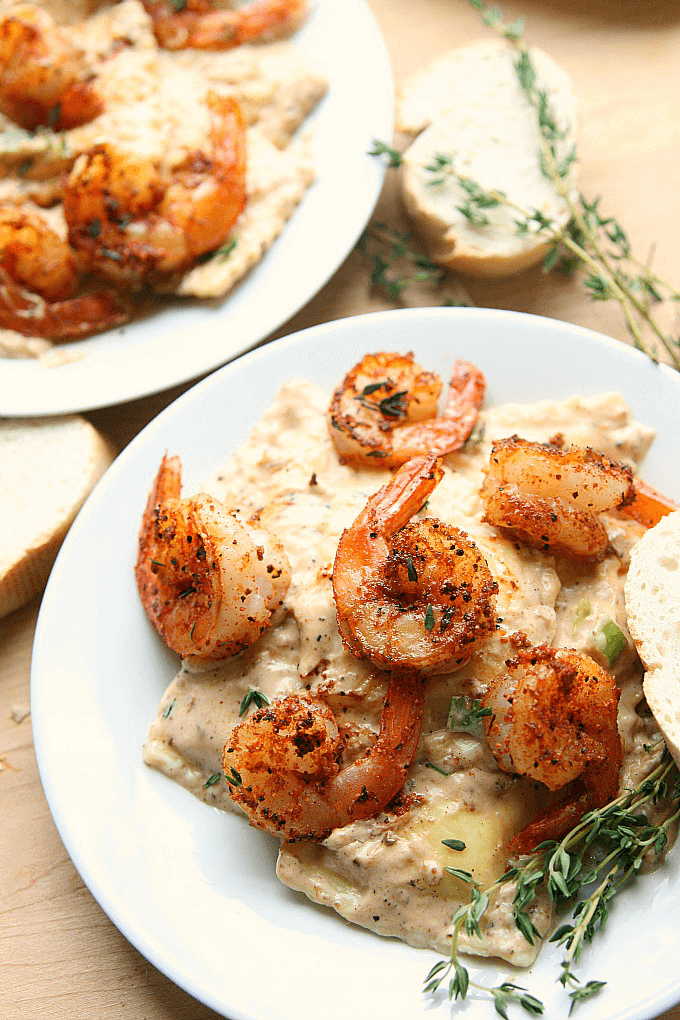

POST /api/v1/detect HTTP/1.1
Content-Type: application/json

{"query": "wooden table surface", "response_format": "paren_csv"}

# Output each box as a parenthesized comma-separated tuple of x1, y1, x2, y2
(3, 1, 680, 1017)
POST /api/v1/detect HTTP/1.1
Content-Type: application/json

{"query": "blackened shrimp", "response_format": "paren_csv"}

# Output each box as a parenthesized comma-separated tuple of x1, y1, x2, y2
(62, 92, 246, 290)
(0, 205, 127, 340)
(0, 4, 102, 130)
(332, 455, 498, 674)
(141, 0, 307, 51)
(135, 454, 290, 659)
(481, 435, 636, 560)
(328, 352, 485, 468)
(482, 645, 622, 856)
(222, 669, 424, 841)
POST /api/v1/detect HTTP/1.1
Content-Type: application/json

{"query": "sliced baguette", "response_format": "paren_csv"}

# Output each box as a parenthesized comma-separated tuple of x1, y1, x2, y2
(0, 415, 114, 618)
(624, 510, 680, 768)
(396, 38, 577, 278)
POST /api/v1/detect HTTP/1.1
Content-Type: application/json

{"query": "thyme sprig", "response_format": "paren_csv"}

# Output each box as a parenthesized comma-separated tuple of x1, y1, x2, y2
(356, 220, 471, 306)
(425, 748, 680, 1014)
(369, 1, 680, 368)
(466, 1, 680, 367)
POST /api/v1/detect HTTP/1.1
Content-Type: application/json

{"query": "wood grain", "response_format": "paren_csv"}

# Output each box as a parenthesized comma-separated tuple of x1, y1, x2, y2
(3, 1, 680, 1016)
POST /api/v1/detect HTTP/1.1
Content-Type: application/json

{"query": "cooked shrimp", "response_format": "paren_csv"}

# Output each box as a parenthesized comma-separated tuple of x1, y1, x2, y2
(329, 352, 486, 468)
(0, 205, 127, 340)
(481, 435, 636, 561)
(0, 4, 102, 130)
(482, 646, 622, 856)
(223, 669, 424, 840)
(332, 454, 498, 674)
(141, 0, 307, 51)
(135, 454, 291, 659)
(62, 92, 246, 290)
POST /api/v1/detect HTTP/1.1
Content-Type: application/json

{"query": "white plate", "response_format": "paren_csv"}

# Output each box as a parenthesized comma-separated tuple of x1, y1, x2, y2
(32, 308, 680, 1020)
(2, 0, 392, 417)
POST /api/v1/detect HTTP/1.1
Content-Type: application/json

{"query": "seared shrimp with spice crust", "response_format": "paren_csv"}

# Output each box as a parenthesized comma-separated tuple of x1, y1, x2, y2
(223, 669, 424, 841)
(141, 0, 307, 51)
(332, 454, 498, 674)
(0, 205, 127, 340)
(135, 454, 290, 659)
(328, 352, 485, 468)
(0, 3, 102, 130)
(482, 645, 622, 855)
(63, 92, 246, 290)
(481, 435, 638, 561)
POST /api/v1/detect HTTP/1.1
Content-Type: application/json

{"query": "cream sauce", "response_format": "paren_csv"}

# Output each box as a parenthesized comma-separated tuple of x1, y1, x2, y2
(143, 378, 663, 964)
(0, 1, 327, 356)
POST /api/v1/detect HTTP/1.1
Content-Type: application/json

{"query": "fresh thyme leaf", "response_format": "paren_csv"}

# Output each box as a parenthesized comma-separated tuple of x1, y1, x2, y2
(379, 390, 408, 418)
(424, 603, 435, 631)
(568, 980, 607, 1014)
(47, 102, 61, 129)
(445, 866, 475, 882)
(239, 686, 271, 717)
(442, 838, 467, 852)
(407, 556, 418, 582)
(362, 381, 389, 395)
(368, 139, 403, 167)
(426, 760, 450, 776)
(204, 772, 222, 788)
(225, 766, 242, 787)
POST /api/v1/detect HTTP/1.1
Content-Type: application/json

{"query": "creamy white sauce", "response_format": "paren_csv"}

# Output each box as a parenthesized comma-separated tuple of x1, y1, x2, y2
(143, 378, 663, 964)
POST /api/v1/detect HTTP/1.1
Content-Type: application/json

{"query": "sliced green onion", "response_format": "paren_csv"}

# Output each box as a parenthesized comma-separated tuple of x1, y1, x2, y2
(593, 618, 627, 666)
(447, 696, 491, 735)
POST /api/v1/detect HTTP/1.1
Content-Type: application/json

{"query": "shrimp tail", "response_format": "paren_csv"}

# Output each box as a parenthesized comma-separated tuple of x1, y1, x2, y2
(442, 358, 486, 442)
(508, 784, 594, 857)
(623, 477, 678, 528)
(364, 454, 444, 534)
(0, 267, 129, 341)
(142, 0, 307, 50)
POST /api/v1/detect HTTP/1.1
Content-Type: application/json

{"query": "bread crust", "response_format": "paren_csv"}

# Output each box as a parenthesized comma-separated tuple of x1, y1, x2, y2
(625, 510, 680, 768)
(0, 416, 114, 617)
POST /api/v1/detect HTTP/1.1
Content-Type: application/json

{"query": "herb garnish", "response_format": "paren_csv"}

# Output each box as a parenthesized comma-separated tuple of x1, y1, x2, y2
(425, 747, 680, 1014)
(356, 384, 409, 419)
(356, 221, 472, 306)
(239, 686, 271, 717)
(447, 696, 492, 735)
(224, 766, 242, 787)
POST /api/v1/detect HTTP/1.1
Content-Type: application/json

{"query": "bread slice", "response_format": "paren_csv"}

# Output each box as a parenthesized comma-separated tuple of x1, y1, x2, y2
(0, 415, 114, 618)
(625, 511, 680, 767)
(396, 38, 577, 278)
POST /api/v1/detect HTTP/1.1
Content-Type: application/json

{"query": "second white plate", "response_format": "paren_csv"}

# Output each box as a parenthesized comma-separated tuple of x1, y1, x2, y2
(2, 0, 392, 417)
